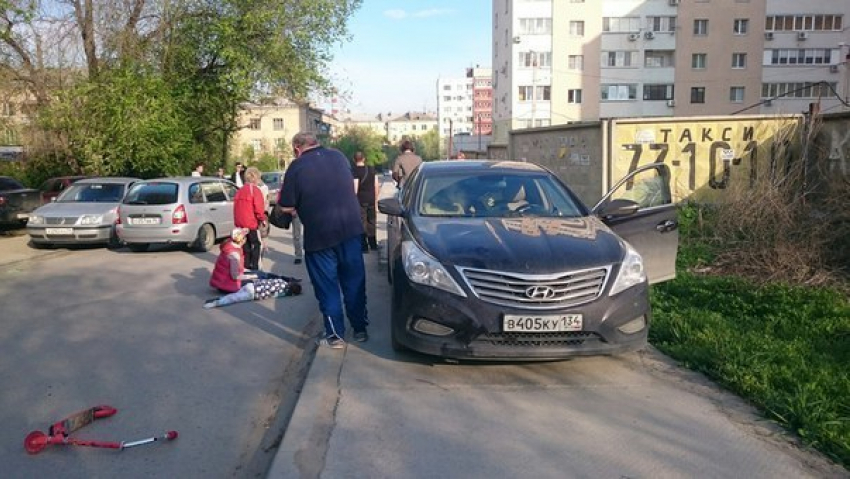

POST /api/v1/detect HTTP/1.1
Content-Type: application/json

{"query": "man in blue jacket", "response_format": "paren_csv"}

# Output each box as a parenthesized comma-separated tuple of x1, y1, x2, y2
(277, 132, 369, 348)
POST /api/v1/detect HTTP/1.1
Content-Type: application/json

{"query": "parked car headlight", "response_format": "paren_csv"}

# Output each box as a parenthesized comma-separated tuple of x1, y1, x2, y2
(609, 242, 647, 296)
(401, 240, 467, 297)
(78, 215, 103, 225)
(28, 215, 44, 225)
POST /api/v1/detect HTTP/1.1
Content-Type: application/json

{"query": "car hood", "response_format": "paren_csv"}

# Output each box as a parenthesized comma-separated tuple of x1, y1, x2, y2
(34, 202, 119, 217)
(410, 216, 625, 273)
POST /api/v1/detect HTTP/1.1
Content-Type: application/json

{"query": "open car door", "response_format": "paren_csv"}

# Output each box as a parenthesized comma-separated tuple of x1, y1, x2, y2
(592, 163, 679, 284)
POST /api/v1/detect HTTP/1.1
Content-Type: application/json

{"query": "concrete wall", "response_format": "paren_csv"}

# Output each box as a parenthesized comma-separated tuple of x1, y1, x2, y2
(509, 122, 606, 205)
(817, 111, 850, 178)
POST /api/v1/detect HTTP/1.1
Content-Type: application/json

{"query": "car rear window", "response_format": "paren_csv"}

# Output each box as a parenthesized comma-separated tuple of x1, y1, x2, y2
(123, 182, 179, 205)
(59, 183, 125, 203)
(0, 177, 25, 190)
(261, 173, 281, 186)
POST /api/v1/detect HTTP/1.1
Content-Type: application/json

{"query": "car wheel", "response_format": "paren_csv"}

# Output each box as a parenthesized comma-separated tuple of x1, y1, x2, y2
(193, 224, 215, 252)
(128, 243, 149, 252)
(106, 227, 121, 249)
(389, 277, 407, 352)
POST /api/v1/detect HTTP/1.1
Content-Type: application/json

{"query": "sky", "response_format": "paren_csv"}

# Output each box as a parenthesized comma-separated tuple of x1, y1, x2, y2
(328, 1, 492, 116)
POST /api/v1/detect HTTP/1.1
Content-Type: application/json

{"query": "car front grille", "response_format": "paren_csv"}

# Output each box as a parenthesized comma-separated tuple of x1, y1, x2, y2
(45, 216, 79, 225)
(472, 331, 602, 348)
(459, 266, 609, 310)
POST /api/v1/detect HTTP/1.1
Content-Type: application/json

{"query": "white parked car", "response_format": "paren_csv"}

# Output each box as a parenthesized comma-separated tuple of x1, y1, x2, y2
(116, 177, 238, 252)
(27, 177, 140, 248)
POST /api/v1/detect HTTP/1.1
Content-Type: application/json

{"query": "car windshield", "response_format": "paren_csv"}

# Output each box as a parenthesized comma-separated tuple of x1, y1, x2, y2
(417, 172, 585, 218)
(123, 182, 179, 205)
(57, 183, 125, 203)
(261, 173, 281, 186)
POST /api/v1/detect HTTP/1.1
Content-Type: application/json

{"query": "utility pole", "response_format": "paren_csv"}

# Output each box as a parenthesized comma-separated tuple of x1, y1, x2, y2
(448, 118, 454, 159)
(477, 114, 482, 153)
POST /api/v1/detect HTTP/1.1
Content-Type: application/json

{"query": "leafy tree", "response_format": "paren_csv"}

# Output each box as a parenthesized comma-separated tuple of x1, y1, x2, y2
(332, 126, 387, 166)
(1, 0, 362, 177)
(412, 129, 441, 161)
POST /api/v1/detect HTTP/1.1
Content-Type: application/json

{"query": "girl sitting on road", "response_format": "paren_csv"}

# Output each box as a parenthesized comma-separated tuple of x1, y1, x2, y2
(205, 228, 301, 309)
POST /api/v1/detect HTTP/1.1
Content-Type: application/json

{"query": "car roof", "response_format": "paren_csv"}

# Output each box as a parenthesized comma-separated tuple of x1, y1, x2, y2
(419, 160, 547, 175)
(134, 176, 236, 185)
(76, 177, 141, 184)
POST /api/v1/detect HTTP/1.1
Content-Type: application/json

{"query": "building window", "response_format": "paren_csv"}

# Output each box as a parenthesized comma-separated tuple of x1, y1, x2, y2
(535, 86, 551, 101)
(518, 51, 552, 67)
(273, 118, 284, 131)
(602, 17, 640, 33)
(602, 51, 638, 67)
(690, 87, 706, 103)
(443, 85, 451, 90)
(1, 102, 14, 116)
(694, 19, 709, 35)
(519, 18, 553, 35)
(648, 16, 677, 33)
(569, 21, 585, 36)
(568, 55, 584, 70)
(645, 50, 675, 68)
(518, 86, 532, 101)
(733, 19, 749, 35)
(730, 87, 745, 103)
(518, 85, 550, 101)
(732, 53, 747, 68)
(766, 15, 843, 32)
(762, 82, 836, 99)
(692, 53, 707, 69)
(768, 48, 832, 65)
(248, 118, 261, 130)
(643, 84, 674, 101)
(250, 139, 262, 152)
(568, 89, 582, 104)
(601, 84, 638, 100)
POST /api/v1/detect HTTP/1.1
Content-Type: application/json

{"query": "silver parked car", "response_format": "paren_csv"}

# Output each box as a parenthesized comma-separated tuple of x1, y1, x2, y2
(116, 177, 238, 252)
(26, 177, 140, 248)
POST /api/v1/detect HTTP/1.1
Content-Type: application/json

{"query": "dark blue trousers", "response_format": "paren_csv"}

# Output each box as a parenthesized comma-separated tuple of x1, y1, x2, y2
(305, 235, 369, 339)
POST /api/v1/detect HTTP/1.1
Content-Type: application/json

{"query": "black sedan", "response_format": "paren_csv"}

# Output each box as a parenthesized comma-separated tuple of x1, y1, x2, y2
(379, 160, 678, 360)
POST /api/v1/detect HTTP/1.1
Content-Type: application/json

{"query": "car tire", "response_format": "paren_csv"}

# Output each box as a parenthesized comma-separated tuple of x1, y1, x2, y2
(389, 277, 407, 352)
(106, 227, 121, 249)
(128, 243, 149, 252)
(193, 224, 215, 252)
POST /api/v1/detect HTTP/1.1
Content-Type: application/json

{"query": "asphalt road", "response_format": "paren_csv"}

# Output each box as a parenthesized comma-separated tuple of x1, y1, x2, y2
(0, 231, 322, 478)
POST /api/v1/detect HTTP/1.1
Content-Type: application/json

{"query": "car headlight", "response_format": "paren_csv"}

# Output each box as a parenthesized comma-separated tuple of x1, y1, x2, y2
(28, 215, 44, 225)
(609, 242, 647, 296)
(78, 215, 104, 225)
(401, 240, 467, 297)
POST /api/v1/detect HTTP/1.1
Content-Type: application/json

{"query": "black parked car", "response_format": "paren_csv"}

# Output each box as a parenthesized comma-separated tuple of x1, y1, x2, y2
(378, 160, 679, 360)
(0, 176, 41, 225)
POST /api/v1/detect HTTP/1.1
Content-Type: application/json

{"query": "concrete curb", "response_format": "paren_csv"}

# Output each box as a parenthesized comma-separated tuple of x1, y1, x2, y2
(266, 343, 345, 479)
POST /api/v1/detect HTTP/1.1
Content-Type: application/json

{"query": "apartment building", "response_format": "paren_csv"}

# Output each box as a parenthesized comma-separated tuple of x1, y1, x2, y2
(437, 68, 494, 135)
(492, 0, 850, 143)
(231, 99, 330, 163)
(339, 111, 438, 145)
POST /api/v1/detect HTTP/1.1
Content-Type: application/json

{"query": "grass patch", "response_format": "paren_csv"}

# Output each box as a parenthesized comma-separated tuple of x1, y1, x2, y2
(649, 205, 850, 467)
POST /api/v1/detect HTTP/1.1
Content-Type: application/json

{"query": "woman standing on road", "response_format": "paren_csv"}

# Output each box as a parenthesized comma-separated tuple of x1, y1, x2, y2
(233, 167, 267, 270)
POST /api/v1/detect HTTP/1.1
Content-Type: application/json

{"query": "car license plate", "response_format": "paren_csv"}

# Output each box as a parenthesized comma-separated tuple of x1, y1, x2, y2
(130, 217, 160, 225)
(17, 213, 29, 219)
(503, 314, 583, 332)
(45, 227, 74, 235)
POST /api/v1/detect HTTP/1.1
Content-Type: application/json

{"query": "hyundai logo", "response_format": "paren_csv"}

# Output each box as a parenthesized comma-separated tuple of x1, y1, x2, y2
(525, 285, 556, 300)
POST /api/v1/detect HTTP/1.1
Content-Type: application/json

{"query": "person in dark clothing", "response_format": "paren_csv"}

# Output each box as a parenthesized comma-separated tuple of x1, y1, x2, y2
(278, 131, 369, 348)
(351, 151, 379, 253)
(232, 162, 245, 187)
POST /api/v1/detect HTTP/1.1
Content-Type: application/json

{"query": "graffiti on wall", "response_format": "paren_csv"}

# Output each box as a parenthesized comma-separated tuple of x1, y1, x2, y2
(611, 116, 802, 201)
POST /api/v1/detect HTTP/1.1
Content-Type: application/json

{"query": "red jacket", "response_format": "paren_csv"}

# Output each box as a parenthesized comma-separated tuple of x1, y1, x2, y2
(210, 240, 243, 293)
(234, 183, 267, 230)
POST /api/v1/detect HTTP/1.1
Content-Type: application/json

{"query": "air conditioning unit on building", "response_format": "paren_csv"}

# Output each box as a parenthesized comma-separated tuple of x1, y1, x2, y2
(669, 0, 679, 5)
(830, 64, 840, 73)
(628, 33, 640, 41)
(666, 99, 676, 107)
(764, 32, 774, 41)
(764, 99, 773, 107)
(645, 31, 655, 40)
(797, 31, 809, 40)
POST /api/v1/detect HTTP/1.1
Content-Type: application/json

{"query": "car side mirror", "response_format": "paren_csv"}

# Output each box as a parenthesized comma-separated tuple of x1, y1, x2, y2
(378, 197, 404, 216)
(596, 198, 640, 218)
